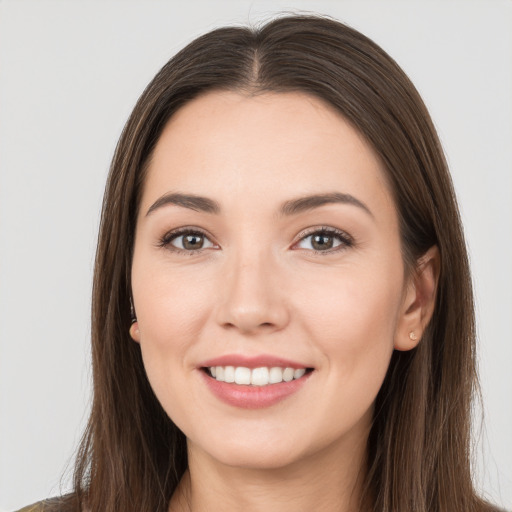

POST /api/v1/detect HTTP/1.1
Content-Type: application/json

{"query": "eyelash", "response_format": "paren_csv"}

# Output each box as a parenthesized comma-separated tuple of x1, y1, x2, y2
(295, 226, 354, 254)
(157, 226, 354, 256)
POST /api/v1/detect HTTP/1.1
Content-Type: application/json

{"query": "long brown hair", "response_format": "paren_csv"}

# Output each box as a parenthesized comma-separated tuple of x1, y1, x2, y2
(55, 14, 499, 512)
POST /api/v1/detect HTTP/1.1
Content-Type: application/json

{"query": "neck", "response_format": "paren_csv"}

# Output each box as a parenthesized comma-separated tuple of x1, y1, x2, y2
(169, 433, 369, 512)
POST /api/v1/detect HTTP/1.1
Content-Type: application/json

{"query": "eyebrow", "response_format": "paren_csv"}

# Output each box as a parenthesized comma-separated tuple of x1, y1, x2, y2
(146, 191, 373, 218)
(279, 192, 373, 218)
(146, 193, 220, 216)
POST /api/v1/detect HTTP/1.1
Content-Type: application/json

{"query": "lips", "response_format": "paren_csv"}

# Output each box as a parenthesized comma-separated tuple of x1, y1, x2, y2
(198, 354, 314, 409)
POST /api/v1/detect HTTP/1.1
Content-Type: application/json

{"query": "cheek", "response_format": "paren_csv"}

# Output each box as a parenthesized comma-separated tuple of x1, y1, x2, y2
(300, 261, 401, 334)
(131, 261, 216, 398)
(136, 263, 214, 341)
(296, 264, 401, 388)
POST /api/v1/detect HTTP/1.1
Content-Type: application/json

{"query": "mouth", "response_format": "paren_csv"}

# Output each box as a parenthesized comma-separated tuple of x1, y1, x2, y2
(202, 366, 314, 386)
(198, 355, 315, 408)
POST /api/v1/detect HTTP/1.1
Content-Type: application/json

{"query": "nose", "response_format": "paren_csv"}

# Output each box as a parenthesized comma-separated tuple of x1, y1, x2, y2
(215, 249, 290, 335)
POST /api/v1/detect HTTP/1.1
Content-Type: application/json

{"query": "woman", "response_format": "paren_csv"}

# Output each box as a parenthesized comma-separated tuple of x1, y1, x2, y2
(18, 14, 504, 512)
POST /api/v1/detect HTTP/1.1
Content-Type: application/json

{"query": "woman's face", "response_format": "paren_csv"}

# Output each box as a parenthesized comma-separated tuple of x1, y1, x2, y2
(131, 91, 416, 469)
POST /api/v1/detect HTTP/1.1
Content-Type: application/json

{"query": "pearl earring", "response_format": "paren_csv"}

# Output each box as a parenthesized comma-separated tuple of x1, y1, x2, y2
(409, 331, 418, 341)
(129, 321, 140, 340)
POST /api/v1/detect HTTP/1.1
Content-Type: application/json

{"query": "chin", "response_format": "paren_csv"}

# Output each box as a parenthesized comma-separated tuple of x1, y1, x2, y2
(202, 441, 308, 471)
(186, 420, 342, 472)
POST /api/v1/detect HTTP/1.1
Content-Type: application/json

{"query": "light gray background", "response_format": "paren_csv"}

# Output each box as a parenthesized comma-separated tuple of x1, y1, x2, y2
(1, 1, 511, 510)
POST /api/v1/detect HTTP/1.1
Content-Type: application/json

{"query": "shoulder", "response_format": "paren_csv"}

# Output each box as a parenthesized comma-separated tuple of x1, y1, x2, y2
(14, 496, 73, 512)
(15, 502, 46, 512)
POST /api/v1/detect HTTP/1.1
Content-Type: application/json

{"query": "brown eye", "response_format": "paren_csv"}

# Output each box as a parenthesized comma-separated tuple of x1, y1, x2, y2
(181, 233, 205, 250)
(311, 233, 334, 250)
(295, 228, 352, 253)
(164, 230, 215, 251)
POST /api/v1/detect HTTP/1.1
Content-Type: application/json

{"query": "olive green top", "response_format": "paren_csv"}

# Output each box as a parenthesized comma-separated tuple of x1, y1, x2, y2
(15, 497, 66, 512)
(16, 504, 45, 512)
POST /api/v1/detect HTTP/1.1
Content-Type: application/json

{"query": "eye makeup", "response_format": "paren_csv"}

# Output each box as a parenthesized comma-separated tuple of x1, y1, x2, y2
(156, 225, 354, 256)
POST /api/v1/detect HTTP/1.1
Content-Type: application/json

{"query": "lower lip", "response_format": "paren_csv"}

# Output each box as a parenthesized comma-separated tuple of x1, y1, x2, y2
(200, 370, 312, 409)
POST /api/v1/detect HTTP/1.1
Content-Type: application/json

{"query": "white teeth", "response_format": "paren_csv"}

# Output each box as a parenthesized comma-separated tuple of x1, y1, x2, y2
(251, 367, 270, 386)
(224, 366, 235, 383)
(234, 367, 251, 385)
(269, 367, 283, 384)
(209, 365, 308, 386)
(282, 367, 294, 382)
(294, 368, 306, 379)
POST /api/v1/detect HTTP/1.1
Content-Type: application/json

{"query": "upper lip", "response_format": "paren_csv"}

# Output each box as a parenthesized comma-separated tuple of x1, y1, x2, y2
(199, 354, 312, 370)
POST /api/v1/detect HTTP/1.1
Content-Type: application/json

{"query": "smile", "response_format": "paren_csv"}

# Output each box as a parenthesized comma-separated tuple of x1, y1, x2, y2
(206, 366, 309, 386)
(199, 357, 314, 409)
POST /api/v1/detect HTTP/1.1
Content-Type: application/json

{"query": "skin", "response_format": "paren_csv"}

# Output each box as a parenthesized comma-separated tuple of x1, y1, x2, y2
(130, 91, 439, 512)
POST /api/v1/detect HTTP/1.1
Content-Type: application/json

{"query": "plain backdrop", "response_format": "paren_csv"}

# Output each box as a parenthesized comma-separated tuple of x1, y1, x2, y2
(0, 1, 511, 510)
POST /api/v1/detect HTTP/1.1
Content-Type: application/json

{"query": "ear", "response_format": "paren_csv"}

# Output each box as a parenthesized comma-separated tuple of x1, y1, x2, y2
(394, 246, 440, 351)
(129, 321, 141, 343)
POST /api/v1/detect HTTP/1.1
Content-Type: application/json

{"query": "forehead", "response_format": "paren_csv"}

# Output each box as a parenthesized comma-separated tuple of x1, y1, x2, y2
(141, 90, 395, 219)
